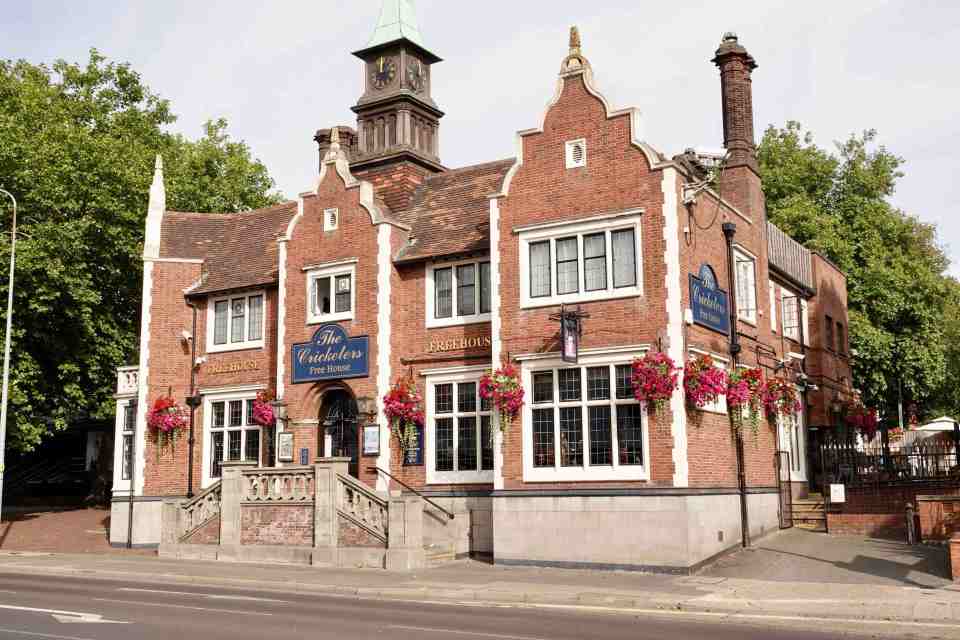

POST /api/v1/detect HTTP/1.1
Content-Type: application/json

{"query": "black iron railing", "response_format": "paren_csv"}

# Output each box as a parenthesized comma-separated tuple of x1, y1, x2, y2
(820, 440, 960, 486)
(367, 466, 455, 520)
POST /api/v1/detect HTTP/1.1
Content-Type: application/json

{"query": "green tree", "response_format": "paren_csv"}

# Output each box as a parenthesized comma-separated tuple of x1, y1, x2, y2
(0, 50, 282, 451)
(758, 121, 956, 423)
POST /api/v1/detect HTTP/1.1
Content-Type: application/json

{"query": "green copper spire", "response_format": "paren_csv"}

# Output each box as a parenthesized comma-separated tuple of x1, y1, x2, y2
(367, 0, 424, 49)
(355, 0, 440, 63)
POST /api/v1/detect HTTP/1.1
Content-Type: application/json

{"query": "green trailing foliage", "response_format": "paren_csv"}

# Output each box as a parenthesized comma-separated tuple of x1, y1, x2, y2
(758, 121, 959, 423)
(0, 50, 283, 452)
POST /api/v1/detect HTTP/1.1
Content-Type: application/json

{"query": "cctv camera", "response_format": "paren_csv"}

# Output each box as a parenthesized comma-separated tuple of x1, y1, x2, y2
(181, 330, 192, 342)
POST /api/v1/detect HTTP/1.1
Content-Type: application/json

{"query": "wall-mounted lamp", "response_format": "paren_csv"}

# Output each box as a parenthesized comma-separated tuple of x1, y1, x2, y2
(356, 395, 377, 421)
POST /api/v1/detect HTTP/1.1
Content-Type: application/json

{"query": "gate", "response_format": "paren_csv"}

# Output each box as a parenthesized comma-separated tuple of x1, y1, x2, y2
(775, 450, 794, 529)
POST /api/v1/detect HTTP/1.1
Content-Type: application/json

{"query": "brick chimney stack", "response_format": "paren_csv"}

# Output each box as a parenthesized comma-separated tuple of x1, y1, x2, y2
(712, 32, 758, 173)
(711, 32, 764, 220)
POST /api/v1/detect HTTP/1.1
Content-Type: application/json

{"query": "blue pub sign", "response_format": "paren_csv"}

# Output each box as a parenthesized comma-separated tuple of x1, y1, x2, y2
(689, 264, 730, 335)
(292, 324, 369, 384)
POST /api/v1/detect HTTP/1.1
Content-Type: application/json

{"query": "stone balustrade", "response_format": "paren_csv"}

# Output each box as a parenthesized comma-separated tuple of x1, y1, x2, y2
(243, 468, 315, 503)
(159, 457, 426, 570)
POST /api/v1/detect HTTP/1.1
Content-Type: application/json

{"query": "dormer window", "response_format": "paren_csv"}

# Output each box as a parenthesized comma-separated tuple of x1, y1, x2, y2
(208, 291, 265, 353)
(426, 258, 492, 328)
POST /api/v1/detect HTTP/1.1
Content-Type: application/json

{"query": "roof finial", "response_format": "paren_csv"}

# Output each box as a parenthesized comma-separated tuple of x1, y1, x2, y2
(569, 26, 581, 55)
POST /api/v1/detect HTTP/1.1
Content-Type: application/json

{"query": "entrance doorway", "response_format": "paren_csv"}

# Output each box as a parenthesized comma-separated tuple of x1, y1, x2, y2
(320, 390, 359, 477)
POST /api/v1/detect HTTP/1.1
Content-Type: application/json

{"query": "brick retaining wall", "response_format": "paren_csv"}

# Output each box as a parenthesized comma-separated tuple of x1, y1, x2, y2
(827, 483, 960, 539)
(240, 504, 314, 546)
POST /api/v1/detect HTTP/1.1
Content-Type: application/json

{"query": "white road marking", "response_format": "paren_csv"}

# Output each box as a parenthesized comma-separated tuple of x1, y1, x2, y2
(388, 626, 549, 640)
(0, 603, 127, 624)
(93, 597, 273, 616)
(0, 627, 98, 640)
(117, 587, 287, 603)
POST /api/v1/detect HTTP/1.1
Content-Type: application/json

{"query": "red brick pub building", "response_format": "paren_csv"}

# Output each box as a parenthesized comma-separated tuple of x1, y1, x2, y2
(110, 3, 853, 572)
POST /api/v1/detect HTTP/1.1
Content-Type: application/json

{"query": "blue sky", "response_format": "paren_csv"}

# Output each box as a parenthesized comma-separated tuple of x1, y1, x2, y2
(4, 1, 958, 277)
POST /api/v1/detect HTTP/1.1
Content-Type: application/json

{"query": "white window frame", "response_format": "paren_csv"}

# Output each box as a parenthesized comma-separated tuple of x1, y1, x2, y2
(769, 279, 777, 333)
(518, 212, 643, 309)
(206, 290, 266, 353)
(733, 246, 757, 326)
(425, 257, 492, 328)
(688, 348, 729, 415)
(520, 351, 649, 482)
(201, 391, 262, 488)
(305, 262, 356, 324)
(780, 286, 808, 345)
(424, 366, 494, 485)
(112, 398, 137, 492)
(565, 138, 587, 169)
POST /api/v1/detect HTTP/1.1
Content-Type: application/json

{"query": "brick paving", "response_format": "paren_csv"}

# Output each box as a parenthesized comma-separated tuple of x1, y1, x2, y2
(0, 507, 154, 555)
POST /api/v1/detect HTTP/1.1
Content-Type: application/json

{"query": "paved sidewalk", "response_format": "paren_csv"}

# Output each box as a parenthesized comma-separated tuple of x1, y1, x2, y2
(0, 507, 154, 555)
(1, 533, 959, 629)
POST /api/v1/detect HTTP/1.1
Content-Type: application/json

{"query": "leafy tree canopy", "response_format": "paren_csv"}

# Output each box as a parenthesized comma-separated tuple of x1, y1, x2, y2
(0, 50, 283, 451)
(758, 121, 958, 423)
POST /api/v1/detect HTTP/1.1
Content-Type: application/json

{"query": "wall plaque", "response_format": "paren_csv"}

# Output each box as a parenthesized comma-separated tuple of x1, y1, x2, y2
(292, 324, 369, 383)
(689, 264, 730, 335)
(363, 424, 380, 456)
(277, 432, 294, 463)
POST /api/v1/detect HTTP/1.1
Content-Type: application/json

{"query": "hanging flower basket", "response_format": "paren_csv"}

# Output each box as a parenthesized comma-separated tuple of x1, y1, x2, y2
(146, 395, 187, 459)
(252, 389, 276, 427)
(630, 352, 679, 416)
(762, 377, 802, 427)
(480, 363, 524, 434)
(684, 354, 728, 409)
(845, 402, 879, 440)
(727, 367, 764, 435)
(383, 378, 424, 455)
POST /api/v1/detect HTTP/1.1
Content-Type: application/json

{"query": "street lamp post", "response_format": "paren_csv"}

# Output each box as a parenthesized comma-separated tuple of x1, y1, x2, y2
(0, 188, 17, 523)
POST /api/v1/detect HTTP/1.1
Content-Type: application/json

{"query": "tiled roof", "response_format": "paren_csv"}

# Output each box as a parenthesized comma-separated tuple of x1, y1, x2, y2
(395, 159, 514, 263)
(159, 202, 298, 296)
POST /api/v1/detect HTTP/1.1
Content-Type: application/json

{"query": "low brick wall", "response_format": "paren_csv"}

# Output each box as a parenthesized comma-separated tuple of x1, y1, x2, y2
(918, 495, 960, 541)
(338, 519, 386, 548)
(827, 483, 960, 539)
(241, 504, 314, 546)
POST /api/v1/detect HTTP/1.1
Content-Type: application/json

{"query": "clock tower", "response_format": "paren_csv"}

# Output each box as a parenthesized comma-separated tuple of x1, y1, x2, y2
(350, 0, 444, 176)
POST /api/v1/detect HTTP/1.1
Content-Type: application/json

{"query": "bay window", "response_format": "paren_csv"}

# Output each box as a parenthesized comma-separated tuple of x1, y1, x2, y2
(522, 355, 648, 482)
(519, 211, 642, 308)
(208, 291, 265, 352)
(426, 258, 492, 327)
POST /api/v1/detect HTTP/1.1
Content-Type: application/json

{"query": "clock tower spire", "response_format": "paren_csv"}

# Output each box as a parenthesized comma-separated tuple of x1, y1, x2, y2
(350, 0, 444, 176)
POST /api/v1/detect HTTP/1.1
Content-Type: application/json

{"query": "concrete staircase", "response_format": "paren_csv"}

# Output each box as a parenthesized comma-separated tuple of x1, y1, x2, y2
(792, 494, 826, 531)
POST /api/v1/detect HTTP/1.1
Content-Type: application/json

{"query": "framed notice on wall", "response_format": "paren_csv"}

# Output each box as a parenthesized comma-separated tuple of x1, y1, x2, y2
(363, 424, 380, 456)
(277, 432, 294, 463)
(403, 426, 424, 466)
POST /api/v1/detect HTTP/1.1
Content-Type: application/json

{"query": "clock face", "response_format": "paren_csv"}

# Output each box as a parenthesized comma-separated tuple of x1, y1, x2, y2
(371, 56, 397, 90)
(406, 59, 425, 93)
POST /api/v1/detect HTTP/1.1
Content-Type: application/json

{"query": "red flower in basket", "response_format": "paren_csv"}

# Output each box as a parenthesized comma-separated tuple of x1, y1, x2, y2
(147, 394, 187, 458)
(630, 352, 679, 416)
(480, 364, 524, 434)
(383, 378, 425, 453)
(252, 390, 276, 427)
(684, 354, 728, 409)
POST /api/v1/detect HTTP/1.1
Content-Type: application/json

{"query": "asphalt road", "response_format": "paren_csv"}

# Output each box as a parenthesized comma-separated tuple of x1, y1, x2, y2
(0, 572, 922, 640)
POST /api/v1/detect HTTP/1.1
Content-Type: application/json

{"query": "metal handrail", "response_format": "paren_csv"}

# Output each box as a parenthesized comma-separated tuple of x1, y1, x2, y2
(367, 466, 454, 521)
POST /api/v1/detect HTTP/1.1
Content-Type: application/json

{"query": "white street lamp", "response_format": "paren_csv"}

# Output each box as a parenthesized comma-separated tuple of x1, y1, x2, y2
(0, 188, 16, 523)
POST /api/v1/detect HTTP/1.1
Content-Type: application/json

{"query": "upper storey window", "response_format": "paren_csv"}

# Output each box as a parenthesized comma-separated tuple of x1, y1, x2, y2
(734, 247, 757, 325)
(306, 261, 356, 324)
(208, 291, 265, 353)
(426, 258, 491, 328)
(518, 211, 642, 309)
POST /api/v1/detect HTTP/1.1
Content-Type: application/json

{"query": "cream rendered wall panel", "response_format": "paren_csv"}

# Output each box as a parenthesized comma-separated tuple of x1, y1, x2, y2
(661, 168, 688, 487)
(375, 224, 393, 492)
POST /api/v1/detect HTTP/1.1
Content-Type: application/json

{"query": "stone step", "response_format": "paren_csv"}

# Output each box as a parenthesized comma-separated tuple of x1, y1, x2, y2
(795, 521, 827, 532)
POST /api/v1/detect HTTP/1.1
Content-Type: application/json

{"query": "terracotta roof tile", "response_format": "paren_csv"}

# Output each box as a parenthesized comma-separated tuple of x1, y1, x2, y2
(159, 202, 298, 296)
(395, 159, 514, 263)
